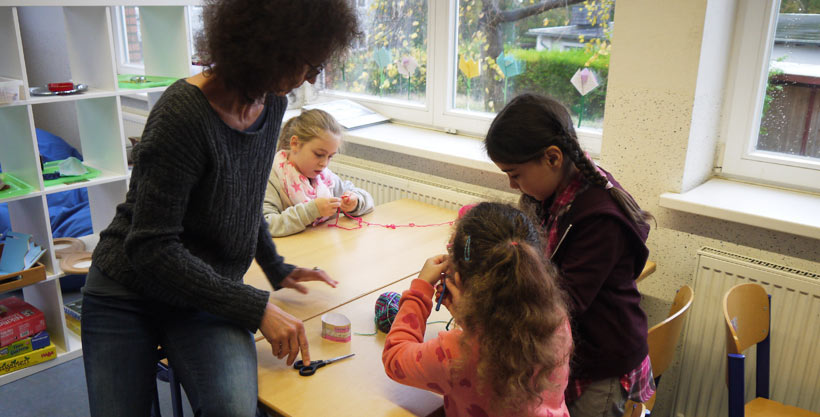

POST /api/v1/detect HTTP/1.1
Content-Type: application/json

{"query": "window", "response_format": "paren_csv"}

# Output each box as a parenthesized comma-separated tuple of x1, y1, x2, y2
(112, 6, 203, 76)
(317, 0, 615, 152)
(115, 6, 143, 73)
(722, 0, 820, 191)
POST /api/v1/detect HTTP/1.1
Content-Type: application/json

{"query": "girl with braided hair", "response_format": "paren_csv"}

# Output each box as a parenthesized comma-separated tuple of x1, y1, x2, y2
(484, 93, 655, 417)
(383, 202, 573, 417)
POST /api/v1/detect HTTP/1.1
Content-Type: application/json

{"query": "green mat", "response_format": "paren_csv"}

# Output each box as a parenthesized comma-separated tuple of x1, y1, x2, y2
(42, 160, 101, 187)
(118, 74, 178, 89)
(0, 173, 34, 199)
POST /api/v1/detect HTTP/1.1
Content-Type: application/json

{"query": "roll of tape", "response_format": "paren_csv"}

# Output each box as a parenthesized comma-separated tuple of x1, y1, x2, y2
(53, 237, 85, 259)
(321, 312, 351, 343)
(60, 251, 92, 275)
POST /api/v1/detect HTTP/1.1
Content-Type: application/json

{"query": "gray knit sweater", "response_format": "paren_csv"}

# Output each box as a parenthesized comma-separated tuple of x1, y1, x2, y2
(91, 80, 294, 332)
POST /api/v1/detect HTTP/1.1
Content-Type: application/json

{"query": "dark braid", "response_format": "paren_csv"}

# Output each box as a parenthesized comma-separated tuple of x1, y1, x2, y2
(485, 93, 654, 227)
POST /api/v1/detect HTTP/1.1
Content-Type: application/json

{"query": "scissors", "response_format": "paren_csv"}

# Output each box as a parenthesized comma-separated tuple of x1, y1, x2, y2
(293, 353, 355, 376)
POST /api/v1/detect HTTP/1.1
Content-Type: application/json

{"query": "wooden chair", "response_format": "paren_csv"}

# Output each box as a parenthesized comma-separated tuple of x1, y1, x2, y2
(636, 261, 656, 284)
(643, 285, 694, 412)
(723, 283, 820, 417)
(622, 401, 647, 417)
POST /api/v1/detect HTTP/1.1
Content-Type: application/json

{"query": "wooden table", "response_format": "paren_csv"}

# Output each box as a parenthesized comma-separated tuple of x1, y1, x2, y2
(245, 199, 457, 322)
(256, 277, 450, 417)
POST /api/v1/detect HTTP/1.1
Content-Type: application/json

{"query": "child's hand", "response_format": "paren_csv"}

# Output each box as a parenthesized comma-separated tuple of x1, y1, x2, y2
(435, 273, 462, 313)
(340, 192, 358, 212)
(418, 254, 449, 285)
(315, 197, 342, 217)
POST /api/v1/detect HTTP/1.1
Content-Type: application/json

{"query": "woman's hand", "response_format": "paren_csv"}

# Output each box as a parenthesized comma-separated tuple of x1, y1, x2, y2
(315, 197, 342, 217)
(418, 254, 449, 285)
(280, 267, 338, 294)
(260, 302, 309, 366)
(340, 192, 358, 213)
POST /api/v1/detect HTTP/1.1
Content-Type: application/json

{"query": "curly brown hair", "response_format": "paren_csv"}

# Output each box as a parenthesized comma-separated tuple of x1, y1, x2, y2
(449, 202, 570, 413)
(195, 0, 361, 102)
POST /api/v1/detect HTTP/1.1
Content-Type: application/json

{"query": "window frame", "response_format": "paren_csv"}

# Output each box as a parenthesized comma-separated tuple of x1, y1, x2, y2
(721, 0, 820, 192)
(311, 0, 604, 155)
(112, 5, 145, 76)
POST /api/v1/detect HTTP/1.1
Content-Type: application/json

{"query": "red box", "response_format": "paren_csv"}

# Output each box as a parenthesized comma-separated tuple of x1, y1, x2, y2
(0, 297, 47, 348)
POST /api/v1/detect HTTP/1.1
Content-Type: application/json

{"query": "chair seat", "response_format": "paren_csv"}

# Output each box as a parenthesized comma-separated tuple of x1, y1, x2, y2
(746, 397, 820, 417)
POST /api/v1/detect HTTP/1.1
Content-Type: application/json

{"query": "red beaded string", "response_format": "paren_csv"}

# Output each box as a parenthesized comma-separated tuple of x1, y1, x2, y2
(327, 210, 454, 230)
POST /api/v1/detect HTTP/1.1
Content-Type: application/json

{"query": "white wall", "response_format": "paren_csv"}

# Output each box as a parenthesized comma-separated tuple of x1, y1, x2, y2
(603, 1, 820, 415)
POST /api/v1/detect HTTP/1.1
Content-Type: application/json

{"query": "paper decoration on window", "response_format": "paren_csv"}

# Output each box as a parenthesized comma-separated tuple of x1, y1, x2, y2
(397, 56, 419, 100)
(374, 48, 393, 96)
(570, 68, 599, 96)
(496, 52, 525, 104)
(570, 68, 600, 127)
(458, 56, 480, 110)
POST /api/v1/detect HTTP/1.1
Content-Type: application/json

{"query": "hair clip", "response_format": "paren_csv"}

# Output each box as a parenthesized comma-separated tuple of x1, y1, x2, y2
(509, 241, 519, 246)
(464, 235, 471, 261)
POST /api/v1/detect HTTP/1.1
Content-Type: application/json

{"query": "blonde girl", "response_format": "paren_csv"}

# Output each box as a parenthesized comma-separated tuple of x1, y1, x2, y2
(383, 202, 572, 417)
(263, 109, 374, 236)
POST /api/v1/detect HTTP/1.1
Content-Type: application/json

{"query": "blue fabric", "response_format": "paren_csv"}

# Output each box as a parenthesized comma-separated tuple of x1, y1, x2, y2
(82, 269, 259, 417)
(36, 128, 83, 162)
(47, 189, 92, 238)
(0, 130, 93, 241)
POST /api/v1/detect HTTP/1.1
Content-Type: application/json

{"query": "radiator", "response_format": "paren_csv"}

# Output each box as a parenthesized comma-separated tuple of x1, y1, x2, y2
(330, 160, 517, 210)
(673, 247, 820, 417)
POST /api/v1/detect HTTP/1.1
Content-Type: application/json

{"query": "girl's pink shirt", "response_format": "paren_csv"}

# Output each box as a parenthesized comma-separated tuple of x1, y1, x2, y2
(382, 279, 572, 417)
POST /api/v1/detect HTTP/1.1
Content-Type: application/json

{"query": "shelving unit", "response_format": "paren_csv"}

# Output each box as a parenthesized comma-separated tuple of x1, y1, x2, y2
(0, 2, 194, 385)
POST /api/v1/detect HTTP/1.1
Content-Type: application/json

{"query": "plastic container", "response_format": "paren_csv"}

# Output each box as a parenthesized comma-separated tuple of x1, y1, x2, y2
(0, 77, 25, 105)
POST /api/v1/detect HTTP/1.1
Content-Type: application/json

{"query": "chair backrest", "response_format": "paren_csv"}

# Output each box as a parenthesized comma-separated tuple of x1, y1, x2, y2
(723, 283, 770, 355)
(647, 285, 694, 377)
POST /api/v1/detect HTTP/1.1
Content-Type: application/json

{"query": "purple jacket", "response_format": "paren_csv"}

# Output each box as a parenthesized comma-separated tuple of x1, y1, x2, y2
(545, 170, 650, 381)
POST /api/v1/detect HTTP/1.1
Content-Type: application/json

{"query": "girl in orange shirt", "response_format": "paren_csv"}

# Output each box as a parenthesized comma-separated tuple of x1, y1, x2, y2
(383, 202, 572, 417)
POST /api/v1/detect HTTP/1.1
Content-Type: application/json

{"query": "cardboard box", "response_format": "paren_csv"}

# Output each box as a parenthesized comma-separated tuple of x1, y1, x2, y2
(0, 297, 47, 348)
(0, 342, 57, 376)
(0, 331, 50, 360)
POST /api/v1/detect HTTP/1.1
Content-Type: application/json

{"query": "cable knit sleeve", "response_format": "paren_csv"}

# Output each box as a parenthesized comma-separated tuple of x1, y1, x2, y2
(255, 217, 296, 290)
(121, 108, 268, 332)
(382, 279, 458, 395)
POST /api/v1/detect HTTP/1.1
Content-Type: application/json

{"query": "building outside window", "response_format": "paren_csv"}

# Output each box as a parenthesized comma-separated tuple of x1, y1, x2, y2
(722, 0, 820, 191)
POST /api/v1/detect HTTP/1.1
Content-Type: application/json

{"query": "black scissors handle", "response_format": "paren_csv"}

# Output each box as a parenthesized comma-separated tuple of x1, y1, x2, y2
(293, 360, 326, 376)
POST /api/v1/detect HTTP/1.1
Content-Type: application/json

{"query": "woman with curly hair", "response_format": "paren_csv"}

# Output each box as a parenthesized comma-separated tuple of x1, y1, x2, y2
(383, 202, 572, 417)
(81, 1, 360, 415)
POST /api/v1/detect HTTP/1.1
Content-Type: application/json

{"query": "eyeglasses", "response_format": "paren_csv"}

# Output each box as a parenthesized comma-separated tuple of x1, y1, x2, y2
(303, 57, 324, 80)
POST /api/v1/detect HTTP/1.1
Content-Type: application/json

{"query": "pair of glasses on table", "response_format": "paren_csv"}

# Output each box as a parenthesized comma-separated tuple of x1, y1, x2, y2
(293, 353, 354, 376)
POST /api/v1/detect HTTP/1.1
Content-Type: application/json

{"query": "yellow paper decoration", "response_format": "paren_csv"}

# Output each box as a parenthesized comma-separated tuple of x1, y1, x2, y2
(458, 56, 480, 79)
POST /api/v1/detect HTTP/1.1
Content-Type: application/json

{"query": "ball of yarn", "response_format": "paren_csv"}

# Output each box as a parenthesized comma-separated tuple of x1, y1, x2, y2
(375, 291, 401, 333)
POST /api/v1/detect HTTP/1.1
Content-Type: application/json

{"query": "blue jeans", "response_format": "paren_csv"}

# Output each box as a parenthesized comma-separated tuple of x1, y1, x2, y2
(81, 293, 259, 417)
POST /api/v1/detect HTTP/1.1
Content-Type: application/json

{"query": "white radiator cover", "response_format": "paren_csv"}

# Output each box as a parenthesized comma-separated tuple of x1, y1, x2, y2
(330, 159, 517, 210)
(673, 247, 820, 417)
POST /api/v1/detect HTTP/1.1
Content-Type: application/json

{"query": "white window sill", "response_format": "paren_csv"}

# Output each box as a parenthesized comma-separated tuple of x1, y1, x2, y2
(283, 108, 500, 174)
(342, 123, 498, 173)
(659, 178, 820, 240)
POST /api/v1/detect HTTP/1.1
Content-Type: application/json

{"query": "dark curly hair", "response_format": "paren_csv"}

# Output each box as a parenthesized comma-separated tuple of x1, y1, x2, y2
(195, 0, 361, 102)
(449, 202, 570, 413)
